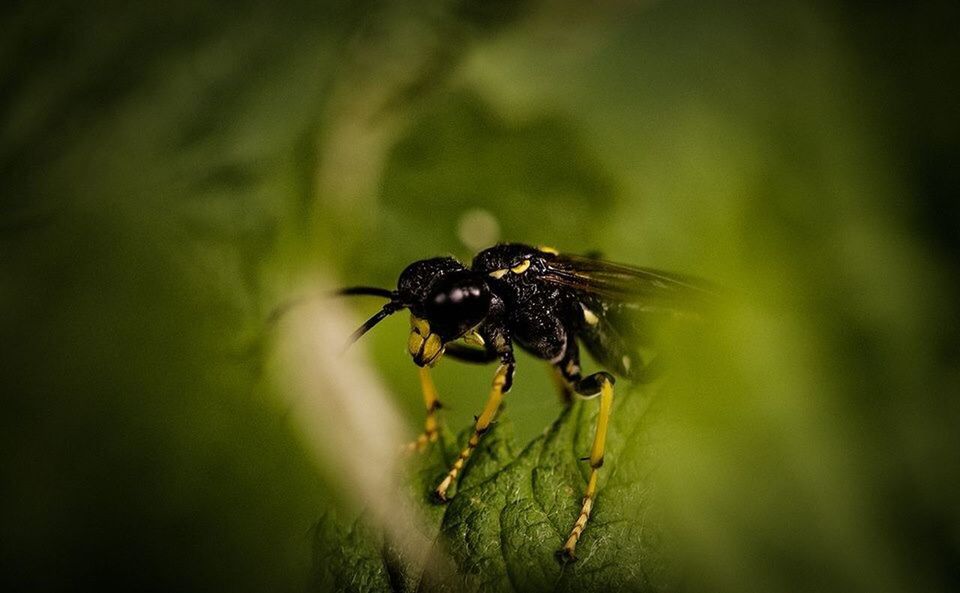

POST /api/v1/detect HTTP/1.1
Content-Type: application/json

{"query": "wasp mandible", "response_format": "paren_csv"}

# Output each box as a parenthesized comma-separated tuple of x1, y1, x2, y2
(337, 243, 714, 561)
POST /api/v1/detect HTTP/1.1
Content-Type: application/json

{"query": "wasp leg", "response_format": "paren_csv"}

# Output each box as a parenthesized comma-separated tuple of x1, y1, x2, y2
(404, 366, 443, 453)
(406, 346, 498, 453)
(553, 336, 581, 406)
(434, 362, 514, 502)
(444, 342, 498, 364)
(549, 366, 574, 405)
(559, 371, 615, 563)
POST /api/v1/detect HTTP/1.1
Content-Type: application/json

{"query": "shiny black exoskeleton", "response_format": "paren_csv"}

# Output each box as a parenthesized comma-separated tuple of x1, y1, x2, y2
(350, 242, 712, 395)
(334, 242, 713, 561)
(404, 246, 597, 393)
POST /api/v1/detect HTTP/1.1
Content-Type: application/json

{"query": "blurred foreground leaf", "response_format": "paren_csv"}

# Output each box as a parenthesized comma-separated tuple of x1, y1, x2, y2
(4, 1, 959, 592)
(313, 381, 677, 593)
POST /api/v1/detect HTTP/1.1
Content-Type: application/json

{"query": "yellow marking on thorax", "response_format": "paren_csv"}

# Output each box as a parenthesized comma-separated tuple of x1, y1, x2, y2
(581, 304, 600, 326)
(537, 245, 559, 255)
(510, 259, 531, 274)
(489, 259, 531, 279)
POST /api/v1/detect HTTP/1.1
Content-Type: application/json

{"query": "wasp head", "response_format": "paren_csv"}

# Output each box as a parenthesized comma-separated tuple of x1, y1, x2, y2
(397, 259, 492, 367)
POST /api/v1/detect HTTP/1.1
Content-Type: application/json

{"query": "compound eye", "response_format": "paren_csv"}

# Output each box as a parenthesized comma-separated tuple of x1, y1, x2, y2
(434, 284, 480, 306)
(425, 274, 491, 339)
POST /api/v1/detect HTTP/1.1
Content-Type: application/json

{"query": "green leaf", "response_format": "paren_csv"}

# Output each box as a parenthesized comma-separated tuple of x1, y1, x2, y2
(313, 380, 679, 593)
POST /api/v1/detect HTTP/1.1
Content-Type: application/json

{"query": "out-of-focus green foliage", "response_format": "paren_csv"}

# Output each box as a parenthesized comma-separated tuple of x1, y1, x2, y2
(2, 1, 958, 592)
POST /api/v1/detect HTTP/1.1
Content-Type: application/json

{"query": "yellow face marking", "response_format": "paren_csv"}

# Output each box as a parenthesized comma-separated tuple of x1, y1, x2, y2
(411, 316, 430, 336)
(409, 315, 445, 365)
(510, 259, 531, 274)
(422, 333, 443, 363)
(408, 331, 424, 357)
(409, 315, 428, 357)
(489, 269, 509, 279)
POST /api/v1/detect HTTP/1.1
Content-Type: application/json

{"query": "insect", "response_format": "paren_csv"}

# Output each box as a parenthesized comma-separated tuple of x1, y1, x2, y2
(337, 243, 714, 561)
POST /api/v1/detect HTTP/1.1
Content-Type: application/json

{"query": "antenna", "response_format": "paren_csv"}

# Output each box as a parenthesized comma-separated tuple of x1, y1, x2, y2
(267, 286, 397, 325)
(344, 301, 403, 351)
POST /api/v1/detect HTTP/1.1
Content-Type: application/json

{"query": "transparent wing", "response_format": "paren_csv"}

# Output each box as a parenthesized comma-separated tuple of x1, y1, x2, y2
(540, 253, 717, 316)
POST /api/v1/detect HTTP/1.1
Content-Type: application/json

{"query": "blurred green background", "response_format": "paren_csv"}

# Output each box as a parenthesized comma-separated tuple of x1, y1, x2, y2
(2, 1, 958, 591)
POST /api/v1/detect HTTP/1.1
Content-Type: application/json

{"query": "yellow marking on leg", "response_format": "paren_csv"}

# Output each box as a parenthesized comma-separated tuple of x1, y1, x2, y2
(589, 379, 613, 466)
(434, 364, 509, 500)
(549, 366, 573, 405)
(404, 367, 442, 453)
(463, 330, 485, 347)
(561, 378, 614, 561)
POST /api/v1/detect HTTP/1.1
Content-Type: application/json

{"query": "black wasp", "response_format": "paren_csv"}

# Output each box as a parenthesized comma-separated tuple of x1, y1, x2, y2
(338, 243, 714, 561)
